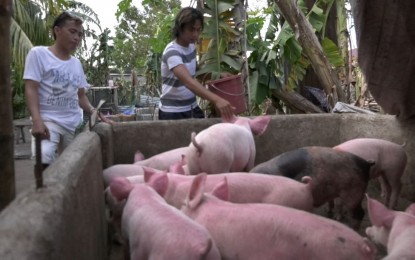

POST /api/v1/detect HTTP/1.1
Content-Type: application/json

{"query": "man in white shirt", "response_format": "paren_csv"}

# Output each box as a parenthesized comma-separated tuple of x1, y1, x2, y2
(24, 11, 108, 169)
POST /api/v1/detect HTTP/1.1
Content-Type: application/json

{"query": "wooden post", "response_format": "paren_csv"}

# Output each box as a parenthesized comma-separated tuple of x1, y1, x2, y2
(113, 87, 118, 114)
(34, 135, 44, 189)
(274, 0, 344, 108)
(0, 0, 16, 210)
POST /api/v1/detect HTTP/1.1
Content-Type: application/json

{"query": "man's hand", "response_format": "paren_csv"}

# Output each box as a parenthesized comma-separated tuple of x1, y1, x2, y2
(98, 112, 116, 125)
(31, 119, 50, 140)
(214, 98, 235, 122)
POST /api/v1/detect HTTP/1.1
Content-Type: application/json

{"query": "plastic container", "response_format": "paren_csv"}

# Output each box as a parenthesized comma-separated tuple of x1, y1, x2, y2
(207, 74, 247, 114)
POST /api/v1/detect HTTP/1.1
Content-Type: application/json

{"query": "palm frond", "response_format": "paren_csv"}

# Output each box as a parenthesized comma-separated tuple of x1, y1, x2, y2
(10, 18, 34, 69)
(66, 0, 102, 32)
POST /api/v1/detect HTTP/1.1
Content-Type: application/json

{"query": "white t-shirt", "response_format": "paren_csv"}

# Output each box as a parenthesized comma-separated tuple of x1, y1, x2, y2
(160, 41, 198, 113)
(23, 46, 89, 132)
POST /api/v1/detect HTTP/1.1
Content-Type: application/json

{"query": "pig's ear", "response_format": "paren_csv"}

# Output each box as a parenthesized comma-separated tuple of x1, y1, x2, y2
(186, 173, 207, 209)
(110, 177, 133, 201)
(147, 172, 168, 197)
(169, 155, 187, 175)
(134, 150, 145, 162)
(211, 177, 229, 201)
(366, 194, 395, 228)
(143, 167, 158, 182)
(248, 115, 271, 136)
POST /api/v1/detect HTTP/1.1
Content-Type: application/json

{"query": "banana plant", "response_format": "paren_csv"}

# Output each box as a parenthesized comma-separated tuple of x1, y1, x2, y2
(246, 8, 283, 107)
(248, 0, 346, 108)
(196, 0, 244, 81)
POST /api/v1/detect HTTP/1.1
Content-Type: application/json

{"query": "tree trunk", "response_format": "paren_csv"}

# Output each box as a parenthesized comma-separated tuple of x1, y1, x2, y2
(272, 89, 325, 113)
(336, 0, 350, 101)
(0, 0, 16, 211)
(274, 0, 344, 108)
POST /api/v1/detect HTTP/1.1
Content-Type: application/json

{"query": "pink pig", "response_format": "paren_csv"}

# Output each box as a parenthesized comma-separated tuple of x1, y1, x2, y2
(103, 164, 146, 187)
(105, 175, 145, 225)
(103, 164, 163, 187)
(105, 174, 147, 245)
(110, 177, 221, 260)
(181, 174, 376, 260)
(133, 146, 190, 171)
(144, 168, 314, 211)
(365, 195, 415, 259)
(184, 115, 271, 175)
(334, 138, 407, 209)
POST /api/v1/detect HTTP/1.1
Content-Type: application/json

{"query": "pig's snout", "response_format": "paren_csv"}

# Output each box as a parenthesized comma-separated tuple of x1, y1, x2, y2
(365, 226, 388, 246)
(365, 227, 374, 239)
(362, 237, 377, 257)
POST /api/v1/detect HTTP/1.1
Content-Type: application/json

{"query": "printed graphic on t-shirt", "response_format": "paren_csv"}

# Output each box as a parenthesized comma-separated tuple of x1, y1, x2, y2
(46, 69, 80, 109)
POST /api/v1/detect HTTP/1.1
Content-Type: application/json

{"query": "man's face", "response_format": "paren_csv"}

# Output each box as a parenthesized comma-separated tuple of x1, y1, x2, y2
(180, 19, 203, 45)
(55, 20, 84, 52)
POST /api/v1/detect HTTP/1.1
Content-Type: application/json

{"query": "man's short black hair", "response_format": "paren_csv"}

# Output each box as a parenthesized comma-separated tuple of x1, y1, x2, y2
(52, 11, 83, 40)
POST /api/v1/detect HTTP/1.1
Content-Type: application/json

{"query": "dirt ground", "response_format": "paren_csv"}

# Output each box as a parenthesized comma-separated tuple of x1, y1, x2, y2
(13, 118, 36, 196)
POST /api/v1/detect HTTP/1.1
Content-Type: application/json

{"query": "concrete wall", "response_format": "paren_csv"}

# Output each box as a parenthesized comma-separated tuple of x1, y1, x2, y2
(0, 113, 414, 260)
(96, 113, 414, 202)
(0, 132, 107, 260)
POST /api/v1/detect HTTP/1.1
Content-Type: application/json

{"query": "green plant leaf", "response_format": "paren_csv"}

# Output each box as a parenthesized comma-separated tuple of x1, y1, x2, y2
(217, 2, 234, 14)
(195, 63, 221, 77)
(322, 37, 344, 67)
(221, 54, 242, 71)
(284, 37, 303, 63)
(307, 7, 324, 32)
(249, 70, 271, 105)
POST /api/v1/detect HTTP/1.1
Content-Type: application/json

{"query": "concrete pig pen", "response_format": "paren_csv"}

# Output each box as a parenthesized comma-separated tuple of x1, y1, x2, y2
(1, 113, 414, 260)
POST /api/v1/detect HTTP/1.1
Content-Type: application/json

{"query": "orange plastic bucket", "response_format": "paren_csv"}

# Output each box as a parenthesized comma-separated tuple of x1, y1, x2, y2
(207, 74, 247, 114)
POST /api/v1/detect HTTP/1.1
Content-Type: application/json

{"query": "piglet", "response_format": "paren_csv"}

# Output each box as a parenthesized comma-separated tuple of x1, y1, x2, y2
(103, 164, 164, 187)
(103, 164, 145, 187)
(334, 138, 407, 209)
(110, 177, 221, 260)
(365, 195, 415, 260)
(181, 173, 376, 260)
(105, 174, 146, 245)
(134, 146, 190, 171)
(144, 168, 314, 212)
(184, 115, 271, 175)
(250, 146, 375, 229)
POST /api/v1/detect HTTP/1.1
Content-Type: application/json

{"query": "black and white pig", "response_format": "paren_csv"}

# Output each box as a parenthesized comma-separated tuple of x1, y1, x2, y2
(250, 146, 376, 229)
